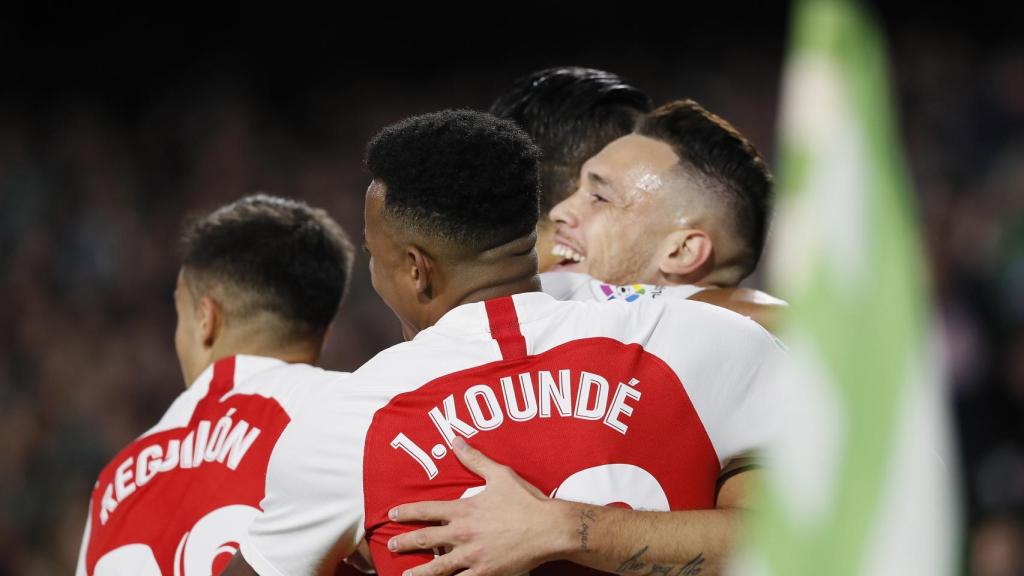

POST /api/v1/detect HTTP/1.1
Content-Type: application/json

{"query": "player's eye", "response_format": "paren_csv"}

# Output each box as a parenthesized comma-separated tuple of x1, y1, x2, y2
(591, 192, 609, 204)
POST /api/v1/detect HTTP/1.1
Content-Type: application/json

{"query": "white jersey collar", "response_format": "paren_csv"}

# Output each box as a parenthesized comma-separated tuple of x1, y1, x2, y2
(187, 354, 288, 395)
(422, 291, 561, 337)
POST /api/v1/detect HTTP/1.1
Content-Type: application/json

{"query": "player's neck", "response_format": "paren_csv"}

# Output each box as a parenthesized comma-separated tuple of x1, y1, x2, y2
(201, 332, 321, 378)
(453, 273, 542, 309)
(402, 271, 541, 341)
(455, 234, 541, 306)
(657, 269, 724, 289)
(422, 270, 540, 332)
(419, 235, 542, 333)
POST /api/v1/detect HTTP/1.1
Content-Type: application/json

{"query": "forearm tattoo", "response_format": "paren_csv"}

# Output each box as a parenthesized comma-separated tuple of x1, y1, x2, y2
(616, 546, 705, 576)
(577, 508, 598, 551)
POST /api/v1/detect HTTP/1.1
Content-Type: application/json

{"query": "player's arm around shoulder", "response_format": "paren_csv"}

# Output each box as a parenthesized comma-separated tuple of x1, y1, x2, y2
(388, 439, 752, 576)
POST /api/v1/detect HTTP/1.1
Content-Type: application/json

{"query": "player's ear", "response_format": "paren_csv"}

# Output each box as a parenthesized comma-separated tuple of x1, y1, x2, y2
(197, 295, 222, 349)
(406, 245, 435, 299)
(659, 229, 714, 282)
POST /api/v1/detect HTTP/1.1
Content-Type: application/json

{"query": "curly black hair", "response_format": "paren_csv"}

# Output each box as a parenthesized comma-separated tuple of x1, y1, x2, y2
(180, 194, 354, 338)
(490, 67, 651, 213)
(365, 109, 541, 252)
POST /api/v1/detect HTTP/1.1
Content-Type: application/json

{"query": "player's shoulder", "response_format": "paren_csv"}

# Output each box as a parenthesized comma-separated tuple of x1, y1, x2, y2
(235, 356, 349, 392)
(539, 270, 592, 300)
(648, 297, 787, 365)
(665, 295, 781, 339)
(226, 355, 351, 414)
(345, 333, 494, 397)
(254, 362, 375, 467)
(141, 357, 351, 438)
(665, 294, 770, 329)
(554, 291, 784, 366)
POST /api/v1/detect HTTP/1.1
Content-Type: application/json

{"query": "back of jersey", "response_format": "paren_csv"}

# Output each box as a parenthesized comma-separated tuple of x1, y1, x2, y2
(78, 356, 348, 576)
(362, 292, 780, 575)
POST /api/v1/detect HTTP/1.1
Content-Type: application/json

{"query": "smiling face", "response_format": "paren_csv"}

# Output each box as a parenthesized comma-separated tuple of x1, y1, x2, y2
(547, 134, 694, 285)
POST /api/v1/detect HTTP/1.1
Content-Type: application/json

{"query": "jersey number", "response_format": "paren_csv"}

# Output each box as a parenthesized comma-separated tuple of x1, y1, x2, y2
(92, 505, 258, 576)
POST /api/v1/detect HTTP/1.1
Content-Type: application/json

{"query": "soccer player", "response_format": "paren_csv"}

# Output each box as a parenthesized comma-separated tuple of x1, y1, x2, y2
(226, 110, 782, 576)
(542, 99, 786, 328)
(75, 195, 358, 576)
(388, 98, 786, 576)
(491, 70, 784, 327)
(489, 66, 652, 274)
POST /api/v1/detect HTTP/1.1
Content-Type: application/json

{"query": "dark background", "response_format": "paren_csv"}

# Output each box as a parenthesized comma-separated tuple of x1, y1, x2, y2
(1, 4, 1021, 574)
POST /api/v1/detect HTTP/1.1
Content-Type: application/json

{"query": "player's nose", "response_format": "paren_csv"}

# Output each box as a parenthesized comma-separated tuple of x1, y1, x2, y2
(549, 194, 579, 229)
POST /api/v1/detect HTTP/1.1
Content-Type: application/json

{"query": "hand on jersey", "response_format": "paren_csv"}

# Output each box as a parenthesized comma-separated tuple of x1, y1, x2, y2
(388, 437, 565, 576)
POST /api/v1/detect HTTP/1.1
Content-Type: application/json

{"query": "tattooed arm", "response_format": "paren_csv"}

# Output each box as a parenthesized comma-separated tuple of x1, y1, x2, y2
(557, 503, 736, 575)
(558, 505, 732, 575)
(388, 438, 756, 576)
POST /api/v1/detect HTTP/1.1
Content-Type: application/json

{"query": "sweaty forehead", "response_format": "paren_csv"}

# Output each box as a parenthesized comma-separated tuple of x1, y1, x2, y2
(590, 134, 681, 186)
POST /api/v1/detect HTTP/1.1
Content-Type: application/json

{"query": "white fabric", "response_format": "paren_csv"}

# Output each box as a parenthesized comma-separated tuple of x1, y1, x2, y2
(540, 271, 705, 303)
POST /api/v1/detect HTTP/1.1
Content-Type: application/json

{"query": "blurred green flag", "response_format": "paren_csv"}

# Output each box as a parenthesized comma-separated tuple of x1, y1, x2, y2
(735, 1, 959, 574)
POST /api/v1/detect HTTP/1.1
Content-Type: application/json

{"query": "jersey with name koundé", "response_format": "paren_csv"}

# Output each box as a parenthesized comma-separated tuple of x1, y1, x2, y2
(241, 292, 781, 576)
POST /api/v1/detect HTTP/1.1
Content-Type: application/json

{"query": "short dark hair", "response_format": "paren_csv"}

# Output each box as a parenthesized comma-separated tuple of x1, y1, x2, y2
(490, 67, 651, 213)
(365, 109, 541, 252)
(636, 100, 773, 280)
(180, 194, 354, 339)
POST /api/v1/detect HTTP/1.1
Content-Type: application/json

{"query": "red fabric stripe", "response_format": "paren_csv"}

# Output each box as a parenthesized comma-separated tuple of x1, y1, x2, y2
(208, 355, 236, 399)
(484, 297, 527, 360)
(187, 356, 236, 426)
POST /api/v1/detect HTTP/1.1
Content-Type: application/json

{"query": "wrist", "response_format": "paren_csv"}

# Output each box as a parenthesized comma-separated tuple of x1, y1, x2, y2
(547, 499, 593, 564)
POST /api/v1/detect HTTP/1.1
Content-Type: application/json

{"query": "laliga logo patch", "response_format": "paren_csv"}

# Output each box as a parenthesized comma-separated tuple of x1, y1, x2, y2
(597, 283, 648, 302)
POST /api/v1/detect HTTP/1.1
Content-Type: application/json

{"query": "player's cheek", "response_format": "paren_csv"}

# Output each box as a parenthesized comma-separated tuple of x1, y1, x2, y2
(368, 257, 379, 290)
(173, 319, 189, 366)
(369, 256, 393, 303)
(589, 221, 616, 276)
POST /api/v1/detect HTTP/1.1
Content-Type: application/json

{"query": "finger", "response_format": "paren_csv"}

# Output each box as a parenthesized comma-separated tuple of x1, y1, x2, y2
(391, 499, 461, 523)
(452, 437, 505, 480)
(390, 500, 460, 523)
(402, 550, 466, 576)
(388, 525, 454, 553)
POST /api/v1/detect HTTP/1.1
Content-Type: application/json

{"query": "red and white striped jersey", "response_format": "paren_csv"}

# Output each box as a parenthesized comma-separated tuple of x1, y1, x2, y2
(240, 292, 782, 576)
(75, 355, 354, 576)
